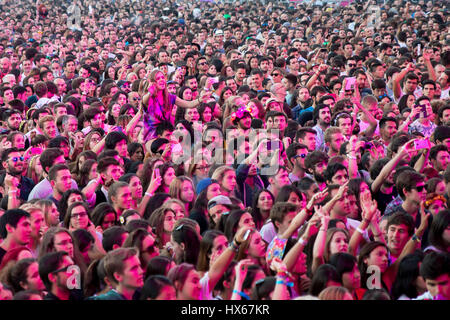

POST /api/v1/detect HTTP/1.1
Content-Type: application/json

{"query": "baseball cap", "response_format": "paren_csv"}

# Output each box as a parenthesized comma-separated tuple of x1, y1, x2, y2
(214, 29, 224, 36)
(196, 178, 213, 194)
(208, 195, 232, 210)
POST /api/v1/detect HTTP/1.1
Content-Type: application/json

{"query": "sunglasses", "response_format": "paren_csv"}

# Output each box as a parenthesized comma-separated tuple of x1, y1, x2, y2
(9, 156, 24, 162)
(293, 154, 307, 159)
(198, 62, 207, 66)
(412, 185, 426, 192)
(272, 73, 281, 77)
(348, 63, 356, 67)
(51, 265, 71, 274)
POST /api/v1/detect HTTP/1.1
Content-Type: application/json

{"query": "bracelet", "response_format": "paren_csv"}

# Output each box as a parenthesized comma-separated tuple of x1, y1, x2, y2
(145, 192, 153, 198)
(356, 227, 365, 234)
(298, 237, 307, 246)
(276, 279, 294, 287)
(412, 234, 421, 242)
(232, 290, 250, 300)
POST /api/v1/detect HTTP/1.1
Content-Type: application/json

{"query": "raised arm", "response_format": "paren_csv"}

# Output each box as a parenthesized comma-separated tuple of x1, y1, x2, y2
(393, 64, 415, 100)
(371, 140, 414, 193)
(311, 213, 330, 274)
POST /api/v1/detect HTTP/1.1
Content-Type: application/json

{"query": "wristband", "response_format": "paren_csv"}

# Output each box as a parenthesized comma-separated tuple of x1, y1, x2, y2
(232, 290, 250, 300)
(298, 237, 307, 246)
(356, 227, 364, 234)
(412, 234, 421, 242)
(145, 192, 153, 198)
(276, 280, 294, 287)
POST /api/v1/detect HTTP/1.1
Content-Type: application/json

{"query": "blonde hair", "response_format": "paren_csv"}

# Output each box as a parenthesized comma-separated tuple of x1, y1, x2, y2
(211, 165, 234, 184)
(169, 176, 196, 210)
(318, 286, 351, 300)
(26, 155, 42, 185)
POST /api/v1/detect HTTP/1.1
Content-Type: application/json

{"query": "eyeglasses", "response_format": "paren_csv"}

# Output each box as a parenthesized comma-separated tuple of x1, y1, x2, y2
(293, 154, 307, 159)
(133, 97, 141, 101)
(51, 265, 72, 274)
(9, 156, 24, 162)
(348, 63, 356, 67)
(412, 185, 426, 192)
(196, 165, 210, 171)
(198, 62, 207, 66)
(71, 212, 88, 219)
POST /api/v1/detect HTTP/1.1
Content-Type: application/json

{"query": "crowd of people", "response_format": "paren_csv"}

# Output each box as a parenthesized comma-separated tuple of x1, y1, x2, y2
(0, 0, 448, 301)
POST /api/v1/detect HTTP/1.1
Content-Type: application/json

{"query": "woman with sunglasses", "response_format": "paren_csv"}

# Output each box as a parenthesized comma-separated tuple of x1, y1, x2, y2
(122, 228, 160, 271)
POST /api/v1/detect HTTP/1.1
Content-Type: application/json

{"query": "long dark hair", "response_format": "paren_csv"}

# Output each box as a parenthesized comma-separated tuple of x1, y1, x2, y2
(171, 223, 201, 266)
(391, 251, 425, 300)
(251, 189, 274, 230)
(428, 209, 450, 251)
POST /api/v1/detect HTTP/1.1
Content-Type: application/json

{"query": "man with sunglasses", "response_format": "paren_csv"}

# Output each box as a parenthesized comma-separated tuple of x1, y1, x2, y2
(0, 147, 35, 203)
(39, 251, 84, 300)
(286, 143, 309, 183)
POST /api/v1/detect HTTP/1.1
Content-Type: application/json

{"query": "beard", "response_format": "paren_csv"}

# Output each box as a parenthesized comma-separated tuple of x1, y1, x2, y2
(314, 172, 326, 183)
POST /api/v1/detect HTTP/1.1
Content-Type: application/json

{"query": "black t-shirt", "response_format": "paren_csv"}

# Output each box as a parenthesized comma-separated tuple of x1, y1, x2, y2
(371, 185, 397, 215)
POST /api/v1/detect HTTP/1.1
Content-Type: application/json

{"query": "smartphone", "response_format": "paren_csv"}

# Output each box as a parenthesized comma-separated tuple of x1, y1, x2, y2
(266, 141, 272, 151)
(154, 168, 160, 177)
(414, 139, 429, 150)
(243, 229, 251, 241)
(420, 104, 428, 118)
(345, 77, 356, 91)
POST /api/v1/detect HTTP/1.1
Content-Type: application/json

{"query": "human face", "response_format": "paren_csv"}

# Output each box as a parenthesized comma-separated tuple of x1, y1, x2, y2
(70, 205, 89, 230)
(10, 216, 32, 245)
(11, 133, 25, 150)
(342, 264, 361, 291)
(257, 191, 273, 212)
(209, 235, 228, 266)
(25, 261, 45, 291)
(53, 169, 72, 195)
(168, 202, 185, 221)
(287, 192, 302, 207)
(179, 270, 202, 300)
(300, 132, 316, 151)
(364, 245, 389, 274)
(202, 107, 212, 122)
(221, 170, 236, 193)
(434, 151, 449, 172)
(180, 180, 195, 203)
(154, 72, 166, 91)
(129, 176, 143, 199)
(104, 164, 122, 183)
(238, 212, 255, 230)
(428, 200, 447, 216)
(114, 186, 132, 210)
(319, 107, 331, 125)
(408, 182, 427, 203)
(405, 78, 418, 93)
(185, 107, 199, 122)
(425, 274, 450, 300)
(30, 209, 45, 241)
(53, 232, 74, 258)
(163, 168, 176, 187)
(182, 88, 193, 101)
(152, 285, 177, 300)
(206, 183, 221, 200)
(248, 232, 266, 258)
(381, 121, 398, 141)
(118, 255, 144, 290)
(163, 210, 176, 233)
(102, 212, 116, 231)
(387, 224, 410, 254)
(7, 113, 22, 130)
(329, 132, 345, 153)
(329, 231, 349, 256)
(331, 169, 349, 185)
(4, 151, 25, 175)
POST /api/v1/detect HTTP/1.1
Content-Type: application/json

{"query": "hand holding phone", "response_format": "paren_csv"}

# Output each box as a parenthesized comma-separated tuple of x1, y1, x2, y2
(345, 77, 356, 91)
(414, 139, 429, 150)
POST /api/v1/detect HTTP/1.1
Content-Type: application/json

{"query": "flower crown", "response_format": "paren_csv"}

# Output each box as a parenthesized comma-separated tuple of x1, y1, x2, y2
(425, 195, 446, 208)
(230, 105, 257, 122)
